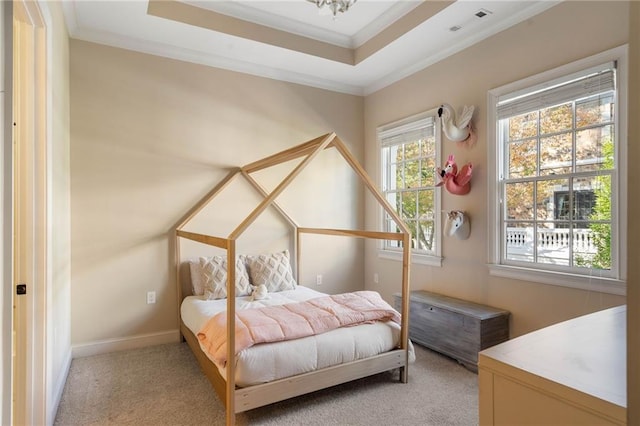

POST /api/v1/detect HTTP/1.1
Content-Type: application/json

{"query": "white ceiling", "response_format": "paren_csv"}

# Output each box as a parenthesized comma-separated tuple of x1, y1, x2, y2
(62, 0, 561, 95)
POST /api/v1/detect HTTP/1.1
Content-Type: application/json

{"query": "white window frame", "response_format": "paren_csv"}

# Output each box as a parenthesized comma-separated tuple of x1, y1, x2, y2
(487, 45, 627, 295)
(377, 109, 442, 267)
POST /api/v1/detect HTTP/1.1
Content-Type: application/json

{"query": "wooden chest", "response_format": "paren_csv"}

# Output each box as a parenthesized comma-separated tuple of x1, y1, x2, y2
(394, 290, 509, 372)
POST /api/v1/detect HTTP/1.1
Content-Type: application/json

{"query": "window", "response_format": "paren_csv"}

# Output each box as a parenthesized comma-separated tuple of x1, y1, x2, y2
(554, 190, 595, 226)
(378, 111, 441, 265)
(488, 46, 626, 294)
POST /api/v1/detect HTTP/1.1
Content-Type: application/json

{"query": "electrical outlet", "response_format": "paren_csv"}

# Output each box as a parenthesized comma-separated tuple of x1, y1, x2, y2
(316, 275, 322, 286)
(147, 291, 156, 304)
(373, 273, 379, 284)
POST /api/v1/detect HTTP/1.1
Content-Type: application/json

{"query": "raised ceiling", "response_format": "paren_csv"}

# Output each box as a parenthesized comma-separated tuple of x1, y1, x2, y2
(62, 0, 560, 95)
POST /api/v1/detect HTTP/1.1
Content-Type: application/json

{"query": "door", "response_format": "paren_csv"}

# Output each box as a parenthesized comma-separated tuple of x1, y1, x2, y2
(12, 1, 47, 424)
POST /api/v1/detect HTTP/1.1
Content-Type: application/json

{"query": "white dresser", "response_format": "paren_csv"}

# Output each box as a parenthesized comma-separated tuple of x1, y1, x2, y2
(479, 305, 626, 425)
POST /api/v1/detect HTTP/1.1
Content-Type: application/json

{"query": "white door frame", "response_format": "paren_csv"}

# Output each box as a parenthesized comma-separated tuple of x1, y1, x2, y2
(1, 1, 13, 424)
(12, 1, 47, 424)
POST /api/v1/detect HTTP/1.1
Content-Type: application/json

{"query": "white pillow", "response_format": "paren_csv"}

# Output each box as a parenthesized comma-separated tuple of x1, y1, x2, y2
(188, 260, 206, 296)
(189, 256, 252, 300)
(246, 250, 297, 293)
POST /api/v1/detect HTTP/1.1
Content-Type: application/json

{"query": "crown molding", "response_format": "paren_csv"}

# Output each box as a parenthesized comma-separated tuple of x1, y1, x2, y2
(69, 25, 365, 96)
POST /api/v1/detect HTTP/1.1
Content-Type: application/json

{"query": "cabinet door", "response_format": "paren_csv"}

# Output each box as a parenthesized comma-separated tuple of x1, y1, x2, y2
(491, 375, 620, 425)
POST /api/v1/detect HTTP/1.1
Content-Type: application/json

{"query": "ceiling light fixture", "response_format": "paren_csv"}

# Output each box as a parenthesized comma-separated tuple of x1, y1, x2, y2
(307, 0, 357, 18)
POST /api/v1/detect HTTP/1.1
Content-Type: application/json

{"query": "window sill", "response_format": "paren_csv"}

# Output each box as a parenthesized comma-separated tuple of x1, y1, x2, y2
(487, 264, 626, 296)
(378, 250, 442, 267)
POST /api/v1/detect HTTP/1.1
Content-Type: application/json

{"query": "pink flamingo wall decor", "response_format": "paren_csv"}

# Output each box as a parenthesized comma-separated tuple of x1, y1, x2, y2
(436, 154, 473, 195)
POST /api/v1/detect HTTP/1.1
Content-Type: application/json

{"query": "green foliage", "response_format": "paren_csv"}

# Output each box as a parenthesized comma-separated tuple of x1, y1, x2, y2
(387, 137, 437, 252)
(585, 139, 613, 270)
(505, 95, 615, 270)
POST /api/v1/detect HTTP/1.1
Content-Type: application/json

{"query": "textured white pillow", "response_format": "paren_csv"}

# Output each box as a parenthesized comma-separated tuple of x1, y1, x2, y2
(246, 250, 297, 292)
(190, 256, 252, 300)
(188, 260, 206, 296)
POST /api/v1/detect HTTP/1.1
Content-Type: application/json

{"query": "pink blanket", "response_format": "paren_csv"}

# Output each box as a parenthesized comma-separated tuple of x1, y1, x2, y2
(197, 290, 401, 366)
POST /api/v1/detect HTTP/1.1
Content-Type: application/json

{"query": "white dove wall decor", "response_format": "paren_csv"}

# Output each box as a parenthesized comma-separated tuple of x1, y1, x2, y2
(438, 103, 476, 143)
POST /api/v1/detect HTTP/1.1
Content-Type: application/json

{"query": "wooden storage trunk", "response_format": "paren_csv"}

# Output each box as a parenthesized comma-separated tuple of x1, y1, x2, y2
(394, 290, 509, 372)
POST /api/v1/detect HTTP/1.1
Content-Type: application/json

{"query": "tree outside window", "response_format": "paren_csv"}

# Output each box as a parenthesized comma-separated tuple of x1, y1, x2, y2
(379, 113, 440, 258)
(499, 68, 616, 272)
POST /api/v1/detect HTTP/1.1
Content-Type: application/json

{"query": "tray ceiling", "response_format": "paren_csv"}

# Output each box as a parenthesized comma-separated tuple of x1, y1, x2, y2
(63, 0, 560, 95)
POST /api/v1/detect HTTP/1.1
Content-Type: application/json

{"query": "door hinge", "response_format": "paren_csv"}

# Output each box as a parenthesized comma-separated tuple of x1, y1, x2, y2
(16, 284, 26, 295)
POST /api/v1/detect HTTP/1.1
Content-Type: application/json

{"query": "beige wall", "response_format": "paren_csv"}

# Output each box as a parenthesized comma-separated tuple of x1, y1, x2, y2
(364, 1, 628, 338)
(69, 40, 364, 345)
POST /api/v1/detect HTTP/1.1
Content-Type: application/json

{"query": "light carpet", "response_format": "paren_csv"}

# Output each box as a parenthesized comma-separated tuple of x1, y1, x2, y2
(54, 342, 478, 425)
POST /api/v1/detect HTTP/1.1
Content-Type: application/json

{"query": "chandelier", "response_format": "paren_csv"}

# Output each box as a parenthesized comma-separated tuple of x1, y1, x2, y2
(307, 0, 358, 18)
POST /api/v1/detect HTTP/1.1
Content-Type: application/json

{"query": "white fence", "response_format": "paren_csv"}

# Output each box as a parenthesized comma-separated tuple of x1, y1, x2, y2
(506, 227, 597, 263)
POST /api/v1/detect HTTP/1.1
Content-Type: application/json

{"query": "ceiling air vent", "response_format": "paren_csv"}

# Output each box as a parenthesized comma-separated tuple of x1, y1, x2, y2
(475, 9, 492, 18)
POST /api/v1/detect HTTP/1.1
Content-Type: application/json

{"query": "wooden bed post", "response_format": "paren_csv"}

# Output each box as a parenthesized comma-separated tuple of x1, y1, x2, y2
(296, 228, 301, 285)
(175, 232, 181, 303)
(226, 239, 237, 426)
(400, 232, 411, 383)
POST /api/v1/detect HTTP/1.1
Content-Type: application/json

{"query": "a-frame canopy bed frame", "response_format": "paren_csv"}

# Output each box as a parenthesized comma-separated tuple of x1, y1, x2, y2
(175, 133, 411, 426)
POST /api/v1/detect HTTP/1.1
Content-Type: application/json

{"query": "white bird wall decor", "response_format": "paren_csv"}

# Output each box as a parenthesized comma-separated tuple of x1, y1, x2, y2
(438, 103, 476, 143)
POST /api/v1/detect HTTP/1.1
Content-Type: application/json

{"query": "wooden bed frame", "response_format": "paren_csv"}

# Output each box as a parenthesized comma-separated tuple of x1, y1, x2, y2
(175, 133, 411, 425)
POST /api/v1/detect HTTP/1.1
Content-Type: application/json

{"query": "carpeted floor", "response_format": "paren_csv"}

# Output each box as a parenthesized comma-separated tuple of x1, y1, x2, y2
(54, 342, 478, 425)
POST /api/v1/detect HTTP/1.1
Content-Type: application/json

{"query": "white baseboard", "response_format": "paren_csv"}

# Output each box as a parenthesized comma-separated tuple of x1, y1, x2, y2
(72, 329, 181, 358)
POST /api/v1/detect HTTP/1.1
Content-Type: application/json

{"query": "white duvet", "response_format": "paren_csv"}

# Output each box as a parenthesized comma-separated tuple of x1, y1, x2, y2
(181, 286, 414, 387)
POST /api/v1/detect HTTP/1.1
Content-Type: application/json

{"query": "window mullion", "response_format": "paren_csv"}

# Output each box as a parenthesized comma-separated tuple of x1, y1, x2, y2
(572, 100, 578, 174)
(499, 119, 508, 263)
(536, 110, 541, 177)
(570, 101, 579, 266)
(568, 177, 575, 266)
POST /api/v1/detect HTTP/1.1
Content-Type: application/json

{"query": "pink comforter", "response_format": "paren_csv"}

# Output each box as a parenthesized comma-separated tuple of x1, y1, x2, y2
(197, 290, 401, 366)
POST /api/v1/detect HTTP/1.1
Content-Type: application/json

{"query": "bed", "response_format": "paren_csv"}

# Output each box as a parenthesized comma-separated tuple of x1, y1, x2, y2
(175, 133, 412, 426)
(182, 284, 413, 388)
